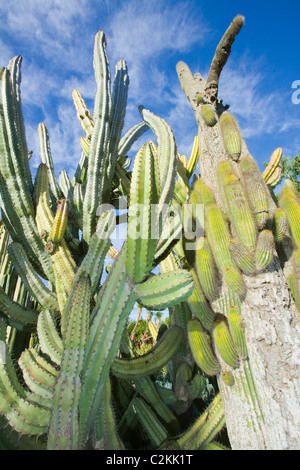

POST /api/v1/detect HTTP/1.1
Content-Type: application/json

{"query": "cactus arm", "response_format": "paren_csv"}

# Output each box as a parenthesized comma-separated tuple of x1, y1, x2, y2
(279, 187, 300, 249)
(135, 270, 194, 310)
(108, 59, 129, 167)
(37, 309, 63, 366)
(82, 31, 112, 243)
(96, 376, 125, 450)
(117, 121, 149, 159)
(134, 376, 180, 435)
(7, 56, 33, 195)
(7, 243, 59, 311)
(111, 325, 183, 379)
(0, 67, 33, 216)
(18, 348, 57, 400)
(139, 106, 177, 215)
(132, 396, 168, 448)
(0, 71, 54, 282)
(0, 177, 24, 246)
(33, 163, 55, 236)
(186, 136, 199, 178)
(255, 229, 275, 271)
(176, 393, 225, 450)
(219, 163, 257, 251)
(72, 182, 83, 228)
(33, 164, 77, 300)
(47, 277, 90, 450)
(212, 318, 239, 369)
(79, 246, 137, 445)
(195, 237, 216, 301)
(239, 156, 270, 229)
(262, 147, 282, 183)
(0, 285, 38, 328)
(219, 111, 242, 161)
(38, 123, 63, 209)
(186, 267, 215, 329)
(0, 347, 50, 436)
(187, 318, 221, 376)
(59, 170, 73, 200)
(153, 202, 183, 262)
(126, 142, 159, 283)
(72, 89, 94, 139)
(74, 210, 115, 293)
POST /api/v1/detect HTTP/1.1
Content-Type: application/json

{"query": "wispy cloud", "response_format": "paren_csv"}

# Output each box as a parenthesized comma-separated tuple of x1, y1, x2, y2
(1, 0, 297, 181)
(219, 54, 300, 139)
(106, 0, 209, 102)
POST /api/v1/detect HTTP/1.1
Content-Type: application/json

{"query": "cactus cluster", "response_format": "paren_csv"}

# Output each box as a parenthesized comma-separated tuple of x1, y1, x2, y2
(0, 31, 228, 451)
(0, 17, 299, 451)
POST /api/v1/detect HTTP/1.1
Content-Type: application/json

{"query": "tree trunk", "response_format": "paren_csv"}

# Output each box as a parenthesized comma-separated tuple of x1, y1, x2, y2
(176, 35, 300, 449)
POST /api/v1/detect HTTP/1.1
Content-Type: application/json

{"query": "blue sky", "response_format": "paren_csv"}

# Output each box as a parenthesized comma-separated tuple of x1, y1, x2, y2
(1, 0, 300, 180)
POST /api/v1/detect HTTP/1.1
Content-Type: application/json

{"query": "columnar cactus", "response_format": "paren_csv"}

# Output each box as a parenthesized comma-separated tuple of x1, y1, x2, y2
(176, 15, 300, 450)
(0, 15, 299, 452)
(0, 29, 224, 450)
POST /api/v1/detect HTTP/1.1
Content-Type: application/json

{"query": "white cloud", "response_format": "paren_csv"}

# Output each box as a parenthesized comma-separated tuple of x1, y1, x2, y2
(219, 55, 300, 139)
(106, 0, 209, 102)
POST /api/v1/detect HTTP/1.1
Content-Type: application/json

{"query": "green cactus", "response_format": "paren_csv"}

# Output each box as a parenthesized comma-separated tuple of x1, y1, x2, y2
(228, 239, 256, 275)
(195, 236, 216, 301)
(255, 229, 275, 271)
(227, 306, 248, 359)
(218, 161, 257, 251)
(273, 208, 288, 242)
(0, 15, 299, 452)
(111, 325, 183, 379)
(212, 317, 239, 369)
(239, 155, 270, 229)
(187, 318, 221, 376)
(279, 185, 300, 249)
(219, 111, 242, 161)
(201, 105, 218, 127)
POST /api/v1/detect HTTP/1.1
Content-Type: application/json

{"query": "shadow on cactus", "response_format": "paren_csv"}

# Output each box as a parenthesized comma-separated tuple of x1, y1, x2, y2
(0, 15, 299, 451)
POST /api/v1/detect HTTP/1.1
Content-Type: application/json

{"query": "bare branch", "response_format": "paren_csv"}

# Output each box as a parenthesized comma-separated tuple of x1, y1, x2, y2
(206, 15, 245, 98)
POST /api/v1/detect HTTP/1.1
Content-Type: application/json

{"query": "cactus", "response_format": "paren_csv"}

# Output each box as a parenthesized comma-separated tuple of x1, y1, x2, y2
(239, 155, 270, 229)
(195, 237, 216, 301)
(212, 318, 239, 369)
(255, 229, 275, 271)
(187, 319, 221, 376)
(0, 15, 299, 452)
(228, 239, 256, 275)
(279, 184, 300, 249)
(111, 325, 183, 379)
(262, 147, 282, 183)
(273, 208, 288, 242)
(219, 111, 242, 161)
(218, 161, 257, 251)
(201, 105, 218, 127)
(227, 306, 248, 359)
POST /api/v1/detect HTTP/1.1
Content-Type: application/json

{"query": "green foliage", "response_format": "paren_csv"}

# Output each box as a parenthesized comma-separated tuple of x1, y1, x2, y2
(280, 155, 300, 194)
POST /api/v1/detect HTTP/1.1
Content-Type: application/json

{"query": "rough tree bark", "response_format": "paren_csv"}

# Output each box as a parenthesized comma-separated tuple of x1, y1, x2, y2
(176, 16, 300, 450)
